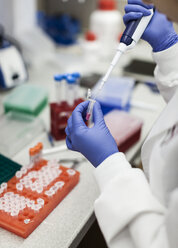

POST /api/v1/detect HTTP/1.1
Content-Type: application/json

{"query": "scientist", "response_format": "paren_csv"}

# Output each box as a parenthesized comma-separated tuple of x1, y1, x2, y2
(65, 0, 178, 247)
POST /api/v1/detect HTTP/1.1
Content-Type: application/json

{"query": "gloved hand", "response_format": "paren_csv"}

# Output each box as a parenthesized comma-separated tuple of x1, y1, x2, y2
(123, 0, 178, 52)
(65, 101, 119, 167)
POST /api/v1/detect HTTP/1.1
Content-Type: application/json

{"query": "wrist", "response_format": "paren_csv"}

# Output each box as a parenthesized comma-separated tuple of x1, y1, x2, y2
(152, 32, 178, 52)
(92, 148, 119, 168)
(94, 152, 131, 192)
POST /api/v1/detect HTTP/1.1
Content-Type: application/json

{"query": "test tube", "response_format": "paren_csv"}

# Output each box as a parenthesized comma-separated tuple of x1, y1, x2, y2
(24, 219, 30, 224)
(37, 198, 44, 206)
(66, 75, 77, 106)
(29, 148, 37, 164)
(16, 183, 23, 192)
(71, 72, 81, 100)
(54, 74, 67, 104)
(67, 169, 76, 176)
(37, 142, 43, 161)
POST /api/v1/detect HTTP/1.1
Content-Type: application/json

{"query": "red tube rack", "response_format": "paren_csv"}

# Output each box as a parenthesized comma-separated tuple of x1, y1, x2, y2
(0, 145, 80, 238)
(50, 99, 83, 140)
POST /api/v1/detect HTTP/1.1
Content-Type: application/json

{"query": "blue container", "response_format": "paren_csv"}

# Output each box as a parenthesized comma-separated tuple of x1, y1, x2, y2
(92, 77, 135, 115)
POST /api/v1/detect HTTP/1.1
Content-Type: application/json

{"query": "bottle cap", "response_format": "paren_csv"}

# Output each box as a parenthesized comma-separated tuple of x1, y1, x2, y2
(85, 31, 97, 41)
(98, 0, 116, 10)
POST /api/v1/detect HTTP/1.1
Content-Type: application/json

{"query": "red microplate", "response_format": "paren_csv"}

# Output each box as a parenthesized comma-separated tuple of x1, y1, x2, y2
(104, 110, 143, 152)
(0, 159, 80, 238)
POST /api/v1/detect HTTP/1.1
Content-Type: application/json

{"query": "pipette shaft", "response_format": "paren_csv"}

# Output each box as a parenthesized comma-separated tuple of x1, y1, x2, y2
(86, 44, 127, 121)
(86, 9, 154, 121)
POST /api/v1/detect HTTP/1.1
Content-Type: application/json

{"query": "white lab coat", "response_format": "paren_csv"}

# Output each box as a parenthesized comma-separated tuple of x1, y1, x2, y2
(93, 43, 178, 248)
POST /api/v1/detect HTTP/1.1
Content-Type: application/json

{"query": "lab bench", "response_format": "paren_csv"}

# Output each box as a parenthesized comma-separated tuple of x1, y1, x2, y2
(0, 42, 166, 248)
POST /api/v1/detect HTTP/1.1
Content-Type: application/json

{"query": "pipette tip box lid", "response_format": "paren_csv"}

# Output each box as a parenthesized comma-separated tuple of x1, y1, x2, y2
(92, 76, 135, 115)
(0, 111, 45, 157)
(104, 110, 143, 152)
(3, 84, 48, 116)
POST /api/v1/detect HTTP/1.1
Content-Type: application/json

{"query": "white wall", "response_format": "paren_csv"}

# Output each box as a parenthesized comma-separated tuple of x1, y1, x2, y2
(0, 0, 37, 36)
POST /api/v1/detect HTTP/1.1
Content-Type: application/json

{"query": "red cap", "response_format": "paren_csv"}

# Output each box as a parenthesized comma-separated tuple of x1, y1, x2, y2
(98, 0, 116, 10)
(85, 31, 97, 41)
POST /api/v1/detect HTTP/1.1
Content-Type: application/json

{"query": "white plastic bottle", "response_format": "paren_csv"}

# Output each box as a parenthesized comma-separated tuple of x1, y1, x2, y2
(82, 31, 100, 61)
(89, 0, 123, 59)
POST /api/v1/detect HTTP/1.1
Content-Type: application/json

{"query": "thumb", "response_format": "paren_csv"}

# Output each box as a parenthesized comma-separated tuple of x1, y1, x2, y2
(72, 101, 89, 127)
(92, 101, 104, 124)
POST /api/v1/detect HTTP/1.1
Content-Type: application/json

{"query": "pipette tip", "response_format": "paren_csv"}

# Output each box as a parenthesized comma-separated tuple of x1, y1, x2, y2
(86, 99, 95, 121)
(86, 113, 91, 121)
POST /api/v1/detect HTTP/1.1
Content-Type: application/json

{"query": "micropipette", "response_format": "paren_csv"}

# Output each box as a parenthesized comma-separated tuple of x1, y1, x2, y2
(86, 8, 154, 121)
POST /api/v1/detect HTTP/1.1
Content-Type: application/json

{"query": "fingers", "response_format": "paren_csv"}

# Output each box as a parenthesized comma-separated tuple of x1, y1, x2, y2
(123, 12, 143, 25)
(127, 0, 153, 9)
(66, 136, 73, 150)
(65, 126, 70, 137)
(65, 101, 89, 149)
(124, 3, 152, 25)
(92, 101, 104, 124)
(66, 116, 72, 134)
(125, 4, 151, 15)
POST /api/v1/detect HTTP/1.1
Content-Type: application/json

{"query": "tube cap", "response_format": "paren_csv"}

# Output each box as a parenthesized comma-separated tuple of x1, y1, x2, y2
(66, 75, 76, 84)
(54, 74, 64, 81)
(71, 72, 81, 79)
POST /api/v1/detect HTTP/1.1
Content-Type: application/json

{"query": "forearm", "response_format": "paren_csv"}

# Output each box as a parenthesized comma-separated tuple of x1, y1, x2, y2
(166, 189, 178, 248)
(130, 212, 169, 248)
(94, 153, 167, 247)
(153, 42, 178, 102)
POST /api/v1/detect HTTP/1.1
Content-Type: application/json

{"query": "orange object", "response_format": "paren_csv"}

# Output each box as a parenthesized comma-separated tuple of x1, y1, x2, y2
(37, 142, 43, 150)
(29, 148, 36, 156)
(0, 156, 80, 238)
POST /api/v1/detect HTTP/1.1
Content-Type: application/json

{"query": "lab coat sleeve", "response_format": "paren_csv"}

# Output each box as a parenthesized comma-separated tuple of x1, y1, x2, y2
(94, 152, 169, 248)
(153, 42, 178, 102)
(166, 189, 178, 248)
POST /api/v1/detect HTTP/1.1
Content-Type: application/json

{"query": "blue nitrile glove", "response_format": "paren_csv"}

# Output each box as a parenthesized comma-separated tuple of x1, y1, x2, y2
(65, 101, 119, 167)
(123, 0, 178, 52)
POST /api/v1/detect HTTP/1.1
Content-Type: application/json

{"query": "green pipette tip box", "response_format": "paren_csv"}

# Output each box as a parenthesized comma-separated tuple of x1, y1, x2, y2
(0, 154, 22, 184)
(3, 84, 48, 116)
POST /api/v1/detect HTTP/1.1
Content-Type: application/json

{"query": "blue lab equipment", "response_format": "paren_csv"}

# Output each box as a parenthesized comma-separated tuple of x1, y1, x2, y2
(0, 25, 27, 89)
(92, 77, 135, 115)
(37, 12, 80, 45)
